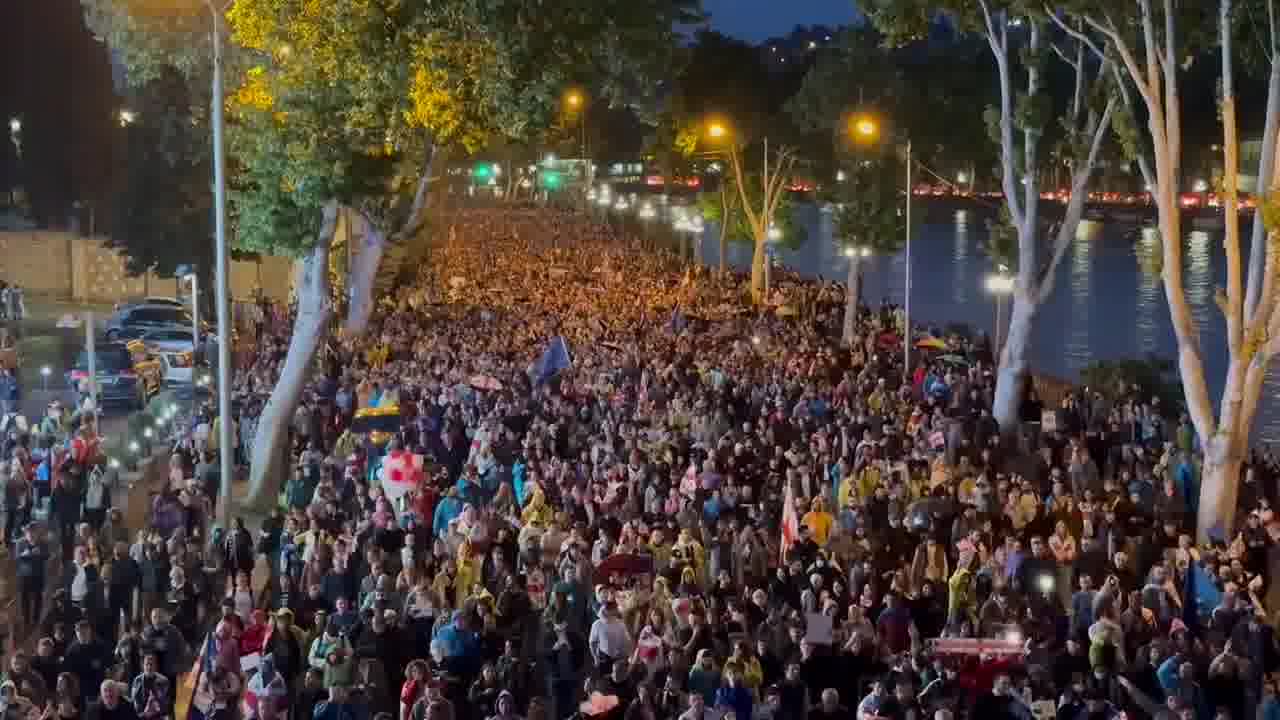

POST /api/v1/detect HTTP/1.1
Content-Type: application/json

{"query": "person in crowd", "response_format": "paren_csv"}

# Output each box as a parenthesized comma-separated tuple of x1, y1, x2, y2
(16, 208, 1280, 720)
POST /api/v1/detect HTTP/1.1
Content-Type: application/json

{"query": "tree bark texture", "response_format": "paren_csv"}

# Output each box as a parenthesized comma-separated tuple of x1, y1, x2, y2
(243, 203, 337, 509)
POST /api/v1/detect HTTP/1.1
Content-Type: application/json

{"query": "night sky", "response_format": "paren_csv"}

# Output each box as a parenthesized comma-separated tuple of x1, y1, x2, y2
(701, 0, 860, 41)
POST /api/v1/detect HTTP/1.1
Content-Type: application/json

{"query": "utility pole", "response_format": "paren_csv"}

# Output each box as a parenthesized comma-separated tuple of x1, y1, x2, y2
(210, 0, 234, 528)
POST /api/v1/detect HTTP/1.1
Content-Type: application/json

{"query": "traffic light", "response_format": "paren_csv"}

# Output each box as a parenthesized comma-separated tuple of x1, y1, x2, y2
(472, 163, 493, 180)
(540, 170, 562, 189)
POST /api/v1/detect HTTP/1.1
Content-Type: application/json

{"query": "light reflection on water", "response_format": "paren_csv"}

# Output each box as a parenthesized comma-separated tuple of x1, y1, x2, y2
(1065, 224, 1092, 375)
(701, 204, 1280, 442)
(1135, 228, 1161, 355)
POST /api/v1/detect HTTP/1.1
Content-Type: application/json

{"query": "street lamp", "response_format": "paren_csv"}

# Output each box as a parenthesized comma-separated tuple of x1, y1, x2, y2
(850, 112, 912, 381)
(119, 109, 138, 127)
(985, 266, 1015, 359)
(708, 122, 728, 139)
(8, 118, 19, 134)
(564, 89, 591, 206)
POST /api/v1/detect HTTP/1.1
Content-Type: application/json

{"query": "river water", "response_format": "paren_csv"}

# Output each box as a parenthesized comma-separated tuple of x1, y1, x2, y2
(696, 202, 1280, 443)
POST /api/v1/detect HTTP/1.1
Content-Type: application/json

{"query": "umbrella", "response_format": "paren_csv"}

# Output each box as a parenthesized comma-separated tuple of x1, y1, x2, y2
(595, 553, 656, 578)
(468, 374, 503, 392)
(937, 354, 969, 367)
(916, 336, 947, 350)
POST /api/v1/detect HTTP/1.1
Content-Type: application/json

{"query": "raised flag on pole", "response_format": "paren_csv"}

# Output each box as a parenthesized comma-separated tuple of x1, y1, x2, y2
(780, 482, 799, 563)
(530, 336, 573, 386)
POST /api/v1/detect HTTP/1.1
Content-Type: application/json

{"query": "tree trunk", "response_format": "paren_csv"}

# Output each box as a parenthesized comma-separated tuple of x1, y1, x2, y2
(243, 204, 337, 510)
(991, 294, 1036, 431)
(750, 239, 766, 303)
(1198, 439, 1244, 542)
(842, 254, 861, 346)
(344, 213, 385, 335)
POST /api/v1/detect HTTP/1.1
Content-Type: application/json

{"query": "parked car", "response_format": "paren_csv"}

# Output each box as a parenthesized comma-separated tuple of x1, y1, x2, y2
(137, 329, 197, 385)
(103, 304, 198, 342)
(65, 342, 163, 408)
(138, 296, 185, 308)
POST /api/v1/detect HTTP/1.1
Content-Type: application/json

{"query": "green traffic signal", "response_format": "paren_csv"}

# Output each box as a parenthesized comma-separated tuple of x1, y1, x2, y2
(472, 164, 493, 180)
(541, 170, 561, 189)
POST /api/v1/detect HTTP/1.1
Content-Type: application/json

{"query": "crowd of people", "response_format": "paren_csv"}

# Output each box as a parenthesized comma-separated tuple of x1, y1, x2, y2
(10, 206, 1280, 720)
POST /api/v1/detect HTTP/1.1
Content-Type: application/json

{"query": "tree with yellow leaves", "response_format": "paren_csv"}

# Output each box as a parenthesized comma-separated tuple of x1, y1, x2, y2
(84, 0, 700, 507)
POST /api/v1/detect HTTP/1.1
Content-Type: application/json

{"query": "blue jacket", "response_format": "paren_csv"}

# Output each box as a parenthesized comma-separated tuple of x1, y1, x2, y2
(714, 685, 752, 720)
(433, 496, 463, 537)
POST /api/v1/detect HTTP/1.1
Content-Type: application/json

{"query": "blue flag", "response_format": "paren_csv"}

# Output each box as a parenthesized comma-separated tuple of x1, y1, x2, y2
(531, 336, 573, 386)
(1182, 562, 1221, 638)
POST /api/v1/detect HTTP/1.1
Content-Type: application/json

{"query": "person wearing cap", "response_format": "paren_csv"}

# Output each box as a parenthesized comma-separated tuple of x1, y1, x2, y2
(263, 608, 302, 691)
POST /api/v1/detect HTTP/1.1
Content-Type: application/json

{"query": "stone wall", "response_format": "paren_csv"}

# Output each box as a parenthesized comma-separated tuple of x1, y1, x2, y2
(0, 231, 294, 303)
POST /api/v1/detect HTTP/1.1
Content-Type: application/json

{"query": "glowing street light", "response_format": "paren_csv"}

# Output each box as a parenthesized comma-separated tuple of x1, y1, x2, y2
(566, 91, 583, 108)
(143, 427, 153, 439)
(984, 273, 1015, 294)
(119, 109, 137, 127)
(8, 118, 19, 134)
(844, 246, 871, 258)
(851, 115, 879, 140)
(767, 224, 783, 242)
(129, 441, 140, 454)
(707, 122, 728, 139)
(848, 110, 912, 381)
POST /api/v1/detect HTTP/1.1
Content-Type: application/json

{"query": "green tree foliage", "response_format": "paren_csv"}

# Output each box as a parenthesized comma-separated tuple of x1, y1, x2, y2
(788, 26, 996, 186)
(982, 208, 1019, 272)
(829, 158, 911, 258)
(108, 68, 215, 284)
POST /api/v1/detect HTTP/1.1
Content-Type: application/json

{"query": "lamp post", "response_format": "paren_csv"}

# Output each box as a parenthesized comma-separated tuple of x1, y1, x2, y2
(984, 267, 1015, 361)
(565, 89, 593, 211)
(766, 223, 783, 298)
(850, 114, 912, 381)
(189, 0, 235, 528)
